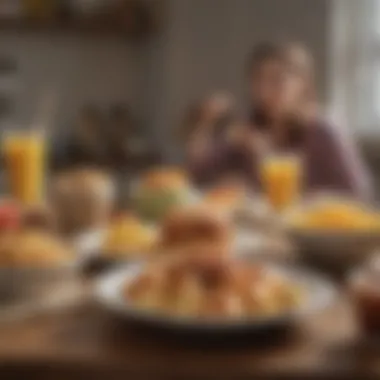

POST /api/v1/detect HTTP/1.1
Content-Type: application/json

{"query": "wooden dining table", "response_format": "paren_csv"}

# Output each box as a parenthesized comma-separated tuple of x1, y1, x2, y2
(0, 277, 378, 380)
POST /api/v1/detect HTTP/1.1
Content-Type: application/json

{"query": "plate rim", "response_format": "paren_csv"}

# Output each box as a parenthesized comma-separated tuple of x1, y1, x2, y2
(94, 262, 336, 331)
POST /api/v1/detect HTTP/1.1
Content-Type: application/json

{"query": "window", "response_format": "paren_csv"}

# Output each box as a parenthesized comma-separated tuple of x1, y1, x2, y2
(330, 0, 380, 134)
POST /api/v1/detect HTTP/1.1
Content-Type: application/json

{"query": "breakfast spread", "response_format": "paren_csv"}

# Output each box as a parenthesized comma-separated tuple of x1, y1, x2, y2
(0, 160, 371, 346)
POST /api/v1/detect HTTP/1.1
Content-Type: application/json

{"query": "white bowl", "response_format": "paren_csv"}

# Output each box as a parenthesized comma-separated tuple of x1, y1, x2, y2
(288, 229, 380, 272)
(284, 195, 380, 272)
(72, 228, 107, 259)
(0, 263, 79, 302)
(234, 230, 296, 262)
(233, 196, 279, 231)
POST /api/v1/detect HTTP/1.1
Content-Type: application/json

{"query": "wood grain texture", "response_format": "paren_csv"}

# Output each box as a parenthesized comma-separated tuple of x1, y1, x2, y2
(0, 295, 370, 379)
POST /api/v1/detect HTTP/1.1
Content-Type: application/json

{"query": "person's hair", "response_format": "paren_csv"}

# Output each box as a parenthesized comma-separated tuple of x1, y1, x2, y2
(246, 42, 285, 77)
(247, 41, 314, 77)
(247, 41, 317, 146)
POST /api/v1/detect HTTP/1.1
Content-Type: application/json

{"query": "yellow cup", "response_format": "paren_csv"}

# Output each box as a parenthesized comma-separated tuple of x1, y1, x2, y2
(2, 132, 46, 205)
(260, 154, 302, 212)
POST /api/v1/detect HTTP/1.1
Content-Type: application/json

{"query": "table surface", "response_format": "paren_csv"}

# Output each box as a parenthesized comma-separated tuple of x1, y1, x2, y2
(0, 291, 378, 379)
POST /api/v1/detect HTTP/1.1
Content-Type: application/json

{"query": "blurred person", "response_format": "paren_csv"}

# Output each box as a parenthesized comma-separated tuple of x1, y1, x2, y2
(65, 105, 108, 167)
(183, 92, 240, 185)
(107, 104, 134, 168)
(188, 42, 372, 199)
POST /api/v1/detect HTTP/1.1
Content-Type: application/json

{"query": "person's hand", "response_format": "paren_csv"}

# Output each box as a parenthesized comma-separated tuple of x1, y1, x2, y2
(227, 125, 271, 156)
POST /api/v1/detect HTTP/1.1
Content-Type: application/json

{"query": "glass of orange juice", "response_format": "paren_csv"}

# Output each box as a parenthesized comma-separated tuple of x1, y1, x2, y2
(260, 153, 302, 212)
(2, 131, 46, 205)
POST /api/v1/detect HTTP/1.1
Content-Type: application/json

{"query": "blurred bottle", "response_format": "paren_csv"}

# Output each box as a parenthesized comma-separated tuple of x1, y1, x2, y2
(57, 0, 72, 23)
(2, 131, 46, 205)
(109, 0, 151, 36)
(73, 105, 107, 165)
(107, 104, 132, 165)
(23, 0, 60, 22)
(109, 104, 132, 138)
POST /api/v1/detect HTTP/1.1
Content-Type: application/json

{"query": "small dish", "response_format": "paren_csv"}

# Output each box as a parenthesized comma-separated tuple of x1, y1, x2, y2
(349, 254, 380, 334)
(284, 195, 380, 272)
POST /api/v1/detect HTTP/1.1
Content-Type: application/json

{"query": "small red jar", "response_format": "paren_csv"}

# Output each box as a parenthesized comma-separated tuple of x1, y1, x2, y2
(350, 255, 380, 334)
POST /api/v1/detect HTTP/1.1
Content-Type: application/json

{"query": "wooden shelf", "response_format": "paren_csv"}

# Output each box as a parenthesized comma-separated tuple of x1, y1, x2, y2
(0, 18, 152, 40)
(0, 0, 164, 41)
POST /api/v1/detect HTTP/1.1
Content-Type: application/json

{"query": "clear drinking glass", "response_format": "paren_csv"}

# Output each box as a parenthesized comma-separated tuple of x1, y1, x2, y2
(2, 130, 46, 205)
(259, 152, 302, 212)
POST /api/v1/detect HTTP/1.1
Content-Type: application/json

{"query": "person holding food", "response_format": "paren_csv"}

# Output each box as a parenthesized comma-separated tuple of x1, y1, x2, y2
(187, 42, 372, 201)
(183, 93, 240, 185)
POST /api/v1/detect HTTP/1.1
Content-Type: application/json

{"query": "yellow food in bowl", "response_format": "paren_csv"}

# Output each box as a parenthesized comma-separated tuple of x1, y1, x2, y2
(290, 201, 380, 231)
(0, 230, 73, 267)
(103, 216, 157, 257)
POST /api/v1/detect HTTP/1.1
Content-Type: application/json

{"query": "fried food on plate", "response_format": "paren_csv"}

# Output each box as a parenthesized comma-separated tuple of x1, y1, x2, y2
(124, 254, 303, 318)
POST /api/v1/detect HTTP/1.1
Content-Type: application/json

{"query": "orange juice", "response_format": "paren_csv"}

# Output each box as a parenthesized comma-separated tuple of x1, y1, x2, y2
(260, 155, 301, 212)
(2, 132, 46, 204)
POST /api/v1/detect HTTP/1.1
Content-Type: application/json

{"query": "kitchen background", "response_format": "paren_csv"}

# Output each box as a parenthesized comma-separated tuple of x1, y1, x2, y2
(0, 0, 379, 190)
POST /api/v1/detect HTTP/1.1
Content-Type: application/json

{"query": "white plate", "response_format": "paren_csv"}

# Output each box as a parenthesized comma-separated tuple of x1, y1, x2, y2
(94, 264, 336, 333)
(72, 228, 107, 258)
(234, 230, 296, 262)
(0, 263, 78, 302)
(78, 227, 292, 269)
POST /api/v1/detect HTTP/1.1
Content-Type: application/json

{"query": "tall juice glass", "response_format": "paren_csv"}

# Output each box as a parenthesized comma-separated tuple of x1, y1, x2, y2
(2, 131, 46, 205)
(260, 153, 302, 212)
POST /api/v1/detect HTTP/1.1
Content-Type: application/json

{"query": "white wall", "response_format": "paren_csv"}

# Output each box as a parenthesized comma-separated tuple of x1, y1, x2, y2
(0, 0, 331, 159)
(146, 0, 331, 160)
(0, 34, 140, 134)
